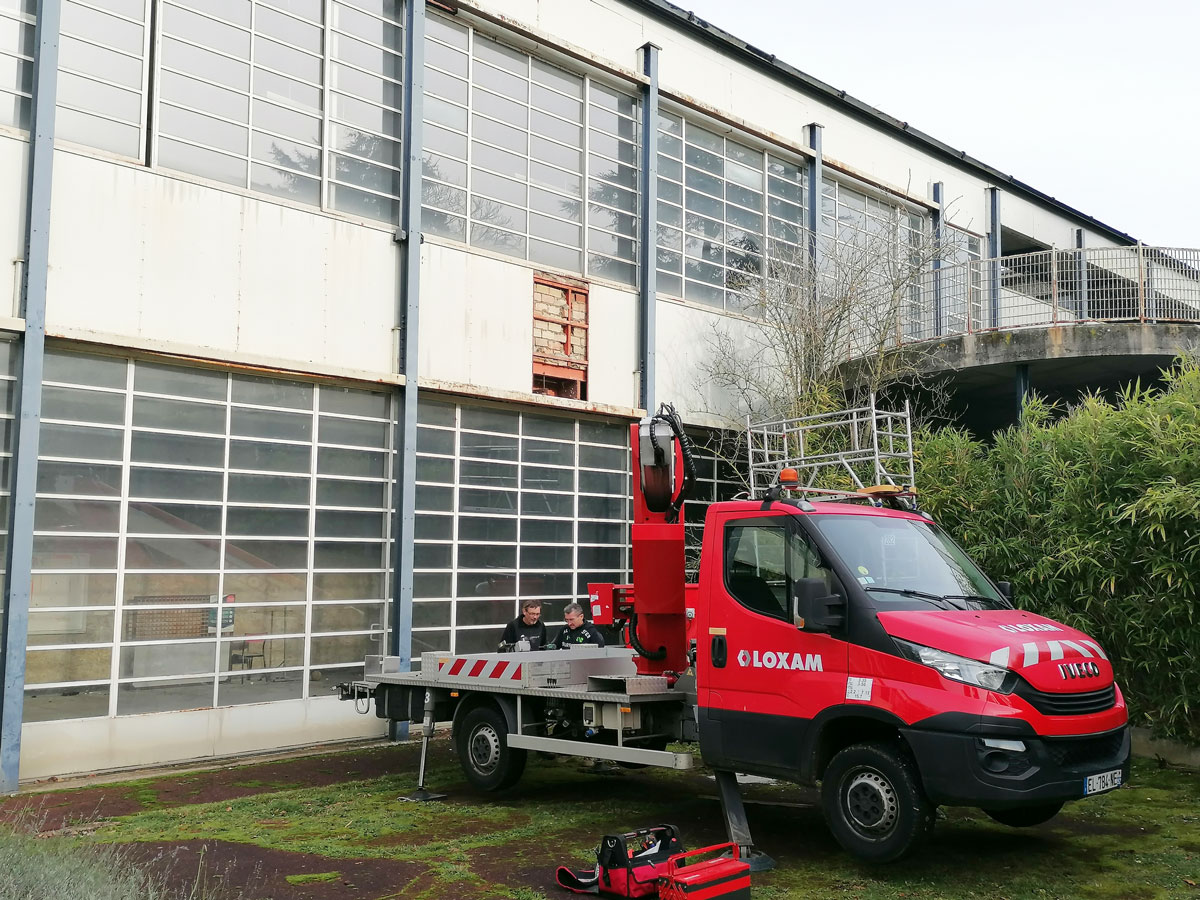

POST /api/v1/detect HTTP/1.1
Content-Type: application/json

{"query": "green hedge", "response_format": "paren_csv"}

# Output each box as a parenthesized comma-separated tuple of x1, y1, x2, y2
(914, 361, 1200, 744)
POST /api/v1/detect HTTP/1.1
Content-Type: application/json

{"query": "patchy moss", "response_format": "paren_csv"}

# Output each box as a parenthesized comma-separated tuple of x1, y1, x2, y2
(284, 871, 340, 884)
(41, 744, 1196, 899)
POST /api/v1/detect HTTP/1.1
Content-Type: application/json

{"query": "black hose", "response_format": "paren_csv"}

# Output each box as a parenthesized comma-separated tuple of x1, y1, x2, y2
(626, 610, 667, 661)
(651, 403, 696, 525)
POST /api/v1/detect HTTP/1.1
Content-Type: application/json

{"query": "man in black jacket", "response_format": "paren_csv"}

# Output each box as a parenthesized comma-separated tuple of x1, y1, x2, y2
(550, 602, 606, 648)
(500, 598, 547, 651)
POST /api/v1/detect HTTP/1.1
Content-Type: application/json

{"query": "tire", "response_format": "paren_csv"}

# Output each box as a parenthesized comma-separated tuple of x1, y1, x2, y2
(821, 741, 934, 864)
(983, 802, 1063, 828)
(455, 705, 527, 792)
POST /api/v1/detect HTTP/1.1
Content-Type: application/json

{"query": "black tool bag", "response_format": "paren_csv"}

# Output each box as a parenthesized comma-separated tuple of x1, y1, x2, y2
(555, 824, 685, 897)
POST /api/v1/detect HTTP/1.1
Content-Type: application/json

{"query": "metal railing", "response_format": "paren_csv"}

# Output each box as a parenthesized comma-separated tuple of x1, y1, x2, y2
(901, 245, 1200, 344)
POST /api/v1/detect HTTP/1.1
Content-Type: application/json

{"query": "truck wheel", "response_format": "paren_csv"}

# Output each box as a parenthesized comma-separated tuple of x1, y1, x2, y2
(455, 706, 527, 792)
(983, 802, 1063, 828)
(821, 741, 934, 864)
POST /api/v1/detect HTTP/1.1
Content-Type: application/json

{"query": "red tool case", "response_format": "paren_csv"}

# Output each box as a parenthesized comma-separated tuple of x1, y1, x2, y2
(657, 843, 751, 899)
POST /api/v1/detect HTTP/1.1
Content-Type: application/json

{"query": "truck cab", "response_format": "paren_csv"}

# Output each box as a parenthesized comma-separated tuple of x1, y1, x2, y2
(694, 495, 1129, 862)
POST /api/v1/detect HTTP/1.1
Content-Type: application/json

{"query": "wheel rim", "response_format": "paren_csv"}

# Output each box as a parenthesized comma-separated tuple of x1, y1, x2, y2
(841, 767, 899, 839)
(468, 723, 502, 775)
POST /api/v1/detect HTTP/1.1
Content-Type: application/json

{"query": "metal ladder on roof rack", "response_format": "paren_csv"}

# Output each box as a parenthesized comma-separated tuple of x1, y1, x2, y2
(746, 394, 916, 500)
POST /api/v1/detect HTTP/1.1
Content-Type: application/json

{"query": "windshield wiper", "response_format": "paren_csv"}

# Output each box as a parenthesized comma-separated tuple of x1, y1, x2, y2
(863, 587, 960, 610)
(942, 594, 1011, 610)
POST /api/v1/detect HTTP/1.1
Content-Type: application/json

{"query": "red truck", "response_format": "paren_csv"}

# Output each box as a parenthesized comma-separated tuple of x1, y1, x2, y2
(343, 401, 1129, 864)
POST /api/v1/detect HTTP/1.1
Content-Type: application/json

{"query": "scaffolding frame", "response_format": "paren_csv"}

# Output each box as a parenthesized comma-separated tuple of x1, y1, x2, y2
(746, 394, 916, 500)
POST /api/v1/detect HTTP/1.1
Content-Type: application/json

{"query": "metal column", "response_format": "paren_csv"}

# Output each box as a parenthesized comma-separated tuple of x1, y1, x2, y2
(987, 187, 1001, 328)
(637, 43, 659, 413)
(386, 0, 426, 740)
(932, 182, 944, 336)
(806, 124, 823, 281)
(1015, 363, 1030, 419)
(2, 0, 61, 794)
(1075, 228, 1088, 319)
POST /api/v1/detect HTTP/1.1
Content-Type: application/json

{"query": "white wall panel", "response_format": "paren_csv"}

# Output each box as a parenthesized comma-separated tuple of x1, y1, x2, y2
(655, 297, 748, 424)
(587, 282, 639, 408)
(419, 241, 533, 392)
(0, 134, 27, 318)
(46, 151, 396, 375)
(20, 698, 385, 780)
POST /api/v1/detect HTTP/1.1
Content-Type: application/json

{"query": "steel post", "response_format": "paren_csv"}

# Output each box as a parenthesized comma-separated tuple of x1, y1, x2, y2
(807, 124, 823, 287)
(932, 182, 943, 337)
(1075, 229, 1088, 319)
(386, 0, 426, 740)
(1015, 363, 1030, 419)
(2, 0, 61, 794)
(988, 187, 1001, 328)
(637, 43, 660, 412)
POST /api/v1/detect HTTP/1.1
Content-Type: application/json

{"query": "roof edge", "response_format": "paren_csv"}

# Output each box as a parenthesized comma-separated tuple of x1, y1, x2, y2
(631, 0, 1138, 246)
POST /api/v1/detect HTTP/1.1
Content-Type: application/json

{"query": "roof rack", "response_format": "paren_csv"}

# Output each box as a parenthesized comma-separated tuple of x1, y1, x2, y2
(746, 394, 916, 501)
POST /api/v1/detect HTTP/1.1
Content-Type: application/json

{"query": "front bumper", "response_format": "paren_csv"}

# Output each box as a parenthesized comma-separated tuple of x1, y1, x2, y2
(902, 718, 1130, 809)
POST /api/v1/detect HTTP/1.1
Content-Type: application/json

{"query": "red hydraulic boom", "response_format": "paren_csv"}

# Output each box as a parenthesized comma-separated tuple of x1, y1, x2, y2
(589, 404, 695, 677)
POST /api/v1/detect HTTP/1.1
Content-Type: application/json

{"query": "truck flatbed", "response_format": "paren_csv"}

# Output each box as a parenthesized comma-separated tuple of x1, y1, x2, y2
(353, 647, 695, 770)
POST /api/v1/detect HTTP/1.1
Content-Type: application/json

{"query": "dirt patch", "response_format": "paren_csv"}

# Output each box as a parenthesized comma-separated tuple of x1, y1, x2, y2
(1, 741, 427, 832)
(1051, 817, 1162, 838)
(121, 839, 432, 900)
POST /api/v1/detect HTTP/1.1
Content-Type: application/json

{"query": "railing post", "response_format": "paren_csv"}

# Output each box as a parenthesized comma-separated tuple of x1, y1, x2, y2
(1050, 248, 1058, 324)
(1137, 241, 1146, 322)
(966, 261, 974, 333)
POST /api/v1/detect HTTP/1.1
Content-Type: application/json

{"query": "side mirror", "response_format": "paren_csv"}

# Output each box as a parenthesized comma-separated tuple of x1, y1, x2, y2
(997, 581, 1013, 602)
(793, 577, 845, 633)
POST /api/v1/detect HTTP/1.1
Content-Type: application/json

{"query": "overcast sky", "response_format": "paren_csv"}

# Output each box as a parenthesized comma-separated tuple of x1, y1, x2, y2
(674, 0, 1200, 248)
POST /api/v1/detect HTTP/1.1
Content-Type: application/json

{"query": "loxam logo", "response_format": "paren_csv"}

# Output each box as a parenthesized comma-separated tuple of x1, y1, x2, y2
(737, 649, 823, 671)
(998, 623, 1062, 633)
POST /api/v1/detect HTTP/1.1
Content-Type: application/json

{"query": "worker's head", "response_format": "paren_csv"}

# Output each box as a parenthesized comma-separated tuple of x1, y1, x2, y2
(563, 602, 585, 629)
(521, 598, 542, 624)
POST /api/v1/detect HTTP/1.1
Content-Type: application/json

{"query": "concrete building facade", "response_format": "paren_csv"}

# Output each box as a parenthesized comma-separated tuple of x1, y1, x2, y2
(0, 0, 1180, 785)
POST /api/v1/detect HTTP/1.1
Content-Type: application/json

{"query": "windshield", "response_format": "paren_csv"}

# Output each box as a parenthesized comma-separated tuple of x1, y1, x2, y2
(809, 514, 1008, 609)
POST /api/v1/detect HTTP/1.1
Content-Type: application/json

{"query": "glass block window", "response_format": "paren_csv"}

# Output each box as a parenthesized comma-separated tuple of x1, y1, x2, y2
(413, 399, 630, 657)
(151, 0, 402, 221)
(656, 110, 806, 309)
(0, 0, 36, 131)
(0, 339, 16, 597)
(23, 348, 393, 722)
(422, 13, 639, 285)
(586, 82, 639, 284)
(56, 0, 150, 158)
(819, 176, 925, 262)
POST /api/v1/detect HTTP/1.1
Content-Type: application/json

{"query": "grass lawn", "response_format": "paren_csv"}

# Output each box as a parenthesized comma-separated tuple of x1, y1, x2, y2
(3, 737, 1197, 899)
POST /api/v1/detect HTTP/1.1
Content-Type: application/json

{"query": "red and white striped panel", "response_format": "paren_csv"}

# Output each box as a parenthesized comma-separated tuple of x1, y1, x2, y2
(436, 656, 524, 684)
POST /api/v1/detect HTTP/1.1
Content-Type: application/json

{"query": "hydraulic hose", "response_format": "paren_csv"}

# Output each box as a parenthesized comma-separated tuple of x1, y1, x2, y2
(650, 403, 696, 525)
(625, 610, 667, 661)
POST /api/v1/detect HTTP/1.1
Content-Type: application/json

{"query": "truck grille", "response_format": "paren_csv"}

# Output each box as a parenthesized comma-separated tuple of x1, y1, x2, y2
(1014, 683, 1115, 716)
(1043, 729, 1126, 770)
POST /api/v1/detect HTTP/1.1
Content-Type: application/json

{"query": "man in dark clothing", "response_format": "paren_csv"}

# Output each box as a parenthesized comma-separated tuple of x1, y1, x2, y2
(551, 602, 605, 648)
(500, 598, 547, 651)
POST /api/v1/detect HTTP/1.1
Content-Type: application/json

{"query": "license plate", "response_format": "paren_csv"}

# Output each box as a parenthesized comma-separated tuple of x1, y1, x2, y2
(1084, 769, 1122, 795)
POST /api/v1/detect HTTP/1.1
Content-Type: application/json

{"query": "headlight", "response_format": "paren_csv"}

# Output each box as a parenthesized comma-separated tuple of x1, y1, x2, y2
(893, 638, 1018, 693)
